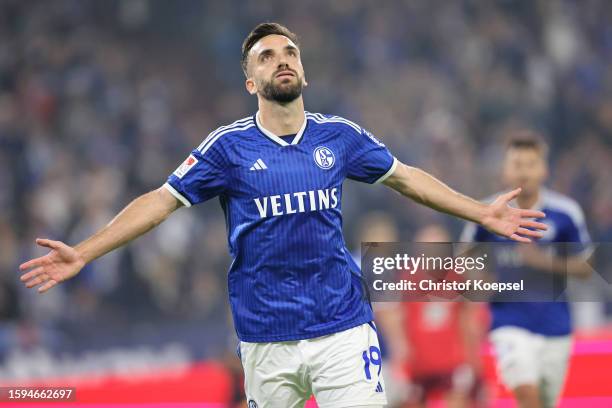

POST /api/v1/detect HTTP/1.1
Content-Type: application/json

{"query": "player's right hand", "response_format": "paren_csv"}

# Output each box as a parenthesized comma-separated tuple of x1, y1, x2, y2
(19, 238, 85, 293)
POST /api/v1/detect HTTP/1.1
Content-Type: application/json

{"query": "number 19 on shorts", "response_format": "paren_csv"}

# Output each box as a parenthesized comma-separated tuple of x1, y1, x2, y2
(362, 345, 382, 381)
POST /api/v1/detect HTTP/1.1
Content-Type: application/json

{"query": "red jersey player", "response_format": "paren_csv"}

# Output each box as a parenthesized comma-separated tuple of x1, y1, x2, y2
(371, 223, 489, 408)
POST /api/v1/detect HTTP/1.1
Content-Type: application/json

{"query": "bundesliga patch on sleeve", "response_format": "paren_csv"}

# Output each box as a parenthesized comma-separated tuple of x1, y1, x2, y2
(173, 154, 198, 179)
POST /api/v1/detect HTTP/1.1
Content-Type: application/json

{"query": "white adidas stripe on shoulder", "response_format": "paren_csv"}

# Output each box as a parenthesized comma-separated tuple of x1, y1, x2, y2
(306, 112, 362, 133)
(196, 116, 253, 151)
(196, 116, 253, 150)
(310, 112, 361, 130)
(542, 189, 587, 226)
(460, 222, 478, 242)
(309, 117, 361, 133)
(198, 122, 255, 154)
(541, 188, 592, 249)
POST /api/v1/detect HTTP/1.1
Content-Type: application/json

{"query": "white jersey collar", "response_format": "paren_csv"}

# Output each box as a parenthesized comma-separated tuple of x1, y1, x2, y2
(255, 111, 307, 146)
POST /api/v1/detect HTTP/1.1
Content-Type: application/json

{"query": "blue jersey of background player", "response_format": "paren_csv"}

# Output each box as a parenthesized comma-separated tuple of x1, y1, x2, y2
(461, 133, 592, 336)
(461, 131, 592, 408)
(164, 110, 397, 342)
(19, 23, 549, 408)
(462, 186, 591, 335)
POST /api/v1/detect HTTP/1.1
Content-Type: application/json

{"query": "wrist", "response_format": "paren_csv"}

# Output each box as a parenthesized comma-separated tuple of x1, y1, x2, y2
(475, 202, 491, 227)
(74, 243, 91, 266)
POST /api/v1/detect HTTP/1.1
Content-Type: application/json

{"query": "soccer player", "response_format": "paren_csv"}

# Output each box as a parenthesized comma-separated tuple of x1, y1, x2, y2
(461, 132, 592, 408)
(19, 23, 547, 408)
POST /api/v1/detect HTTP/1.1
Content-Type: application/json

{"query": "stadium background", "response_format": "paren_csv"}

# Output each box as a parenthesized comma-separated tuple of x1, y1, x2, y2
(0, 0, 611, 406)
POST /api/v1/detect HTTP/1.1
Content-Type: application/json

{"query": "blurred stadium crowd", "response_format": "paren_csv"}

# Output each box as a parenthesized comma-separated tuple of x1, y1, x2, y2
(0, 0, 611, 386)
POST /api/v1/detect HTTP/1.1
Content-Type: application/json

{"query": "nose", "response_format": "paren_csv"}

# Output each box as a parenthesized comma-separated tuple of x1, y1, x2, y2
(277, 53, 290, 68)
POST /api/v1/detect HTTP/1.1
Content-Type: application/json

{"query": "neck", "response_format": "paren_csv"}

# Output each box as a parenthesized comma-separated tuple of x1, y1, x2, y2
(516, 189, 540, 209)
(257, 96, 305, 135)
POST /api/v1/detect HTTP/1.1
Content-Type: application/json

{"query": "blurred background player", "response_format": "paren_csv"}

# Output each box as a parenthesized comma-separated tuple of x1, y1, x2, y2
(360, 215, 489, 408)
(461, 131, 593, 408)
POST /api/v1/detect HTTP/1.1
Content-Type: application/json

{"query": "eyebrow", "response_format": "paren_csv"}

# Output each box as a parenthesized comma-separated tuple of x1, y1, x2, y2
(258, 44, 299, 58)
(258, 49, 274, 59)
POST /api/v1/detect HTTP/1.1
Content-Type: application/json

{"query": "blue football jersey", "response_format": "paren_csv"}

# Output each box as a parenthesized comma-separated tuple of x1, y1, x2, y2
(461, 188, 592, 336)
(164, 112, 397, 342)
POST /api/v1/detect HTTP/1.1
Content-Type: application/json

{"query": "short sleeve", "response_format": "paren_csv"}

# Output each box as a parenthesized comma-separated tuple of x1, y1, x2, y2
(346, 126, 397, 184)
(460, 222, 488, 242)
(164, 142, 228, 207)
(561, 203, 593, 256)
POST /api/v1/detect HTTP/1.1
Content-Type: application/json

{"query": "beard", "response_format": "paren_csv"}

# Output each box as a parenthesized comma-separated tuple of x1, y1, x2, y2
(260, 75, 303, 103)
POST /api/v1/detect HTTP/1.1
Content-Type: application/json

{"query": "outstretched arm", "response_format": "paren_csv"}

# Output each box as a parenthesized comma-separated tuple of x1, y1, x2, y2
(382, 162, 547, 242)
(19, 186, 182, 293)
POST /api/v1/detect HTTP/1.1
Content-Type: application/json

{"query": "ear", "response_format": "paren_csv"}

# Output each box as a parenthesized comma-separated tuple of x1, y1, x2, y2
(245, 77, 257, 95)
(303, 76, 308, 87)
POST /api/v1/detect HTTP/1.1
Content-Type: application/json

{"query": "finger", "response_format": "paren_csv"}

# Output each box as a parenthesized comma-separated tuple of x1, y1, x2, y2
(20, 266, 46, 282)
(502, 188, 522, 203)
(520, 220, 548, 230)
(520, 210, 546, 219)
(38, 279, 58, 294)
(36, 238, 63, 250)
(516, 228, 543, 238)
(510, 233, 531, 243)
(25, 273, 49, 289)
(19, 257, 47, 271)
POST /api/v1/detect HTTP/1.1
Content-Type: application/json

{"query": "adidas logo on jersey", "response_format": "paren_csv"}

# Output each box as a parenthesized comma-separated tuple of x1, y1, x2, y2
(250, 159, 268, 171)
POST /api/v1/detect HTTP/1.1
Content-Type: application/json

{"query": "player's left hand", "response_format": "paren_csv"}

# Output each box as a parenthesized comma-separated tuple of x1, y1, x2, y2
(481, 188, 547, 243)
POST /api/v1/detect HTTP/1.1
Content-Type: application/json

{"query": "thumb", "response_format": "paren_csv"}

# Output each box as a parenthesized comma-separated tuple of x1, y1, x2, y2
(501, 188, 521, 203)
(36, 238, 64, 251)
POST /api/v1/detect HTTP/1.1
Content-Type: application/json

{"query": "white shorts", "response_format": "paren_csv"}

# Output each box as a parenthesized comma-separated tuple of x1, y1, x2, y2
(490, 326, 572, 407)
(238, 322, 387, 408)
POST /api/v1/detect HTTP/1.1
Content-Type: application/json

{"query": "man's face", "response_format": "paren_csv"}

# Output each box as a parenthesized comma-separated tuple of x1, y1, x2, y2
(502, 148, 548, 196)
(245, 34, 306, 103)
